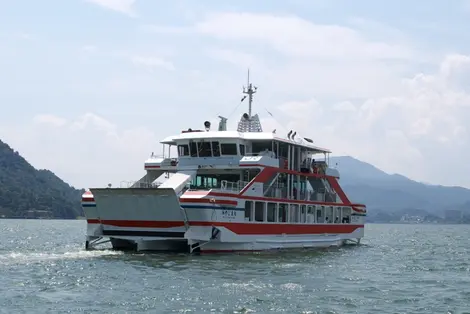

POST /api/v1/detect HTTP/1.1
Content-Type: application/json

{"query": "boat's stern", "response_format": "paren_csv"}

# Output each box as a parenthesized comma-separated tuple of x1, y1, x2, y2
(83, 187, 189, 251)
(351, 204, 367, 222)
(81, 190, 103, 238)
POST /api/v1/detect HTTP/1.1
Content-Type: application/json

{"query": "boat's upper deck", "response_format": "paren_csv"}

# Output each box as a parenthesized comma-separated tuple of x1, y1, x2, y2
(160, 130, 331, 155)
(145, 73, 335, 175)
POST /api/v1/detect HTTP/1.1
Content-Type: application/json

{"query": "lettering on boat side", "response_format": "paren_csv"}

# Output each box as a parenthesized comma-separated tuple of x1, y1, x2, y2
(221, 210, 237, 219)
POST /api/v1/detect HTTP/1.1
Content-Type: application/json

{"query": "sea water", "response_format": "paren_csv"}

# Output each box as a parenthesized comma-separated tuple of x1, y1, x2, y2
(0, 220, 469, 313)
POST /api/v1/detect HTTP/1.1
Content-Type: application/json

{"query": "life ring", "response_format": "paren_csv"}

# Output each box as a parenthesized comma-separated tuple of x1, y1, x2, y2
(313, 167, 318, 174)
(284, 160, 288, 169)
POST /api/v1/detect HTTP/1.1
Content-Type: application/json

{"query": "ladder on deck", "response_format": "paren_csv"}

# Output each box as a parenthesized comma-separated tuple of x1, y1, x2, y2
(264, 173, 280, 196)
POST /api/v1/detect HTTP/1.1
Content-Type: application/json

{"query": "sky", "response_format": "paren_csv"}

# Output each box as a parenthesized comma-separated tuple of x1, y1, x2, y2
(1, 0, 470, 189)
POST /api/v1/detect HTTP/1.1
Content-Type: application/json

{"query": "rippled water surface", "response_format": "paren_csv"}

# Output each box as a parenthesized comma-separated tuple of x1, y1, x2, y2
(1, 220, 470, 313)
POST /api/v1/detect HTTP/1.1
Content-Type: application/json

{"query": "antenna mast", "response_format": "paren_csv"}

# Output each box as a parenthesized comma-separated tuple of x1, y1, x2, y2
(237, 69, 262, 132)
(243, 69, 257, 118)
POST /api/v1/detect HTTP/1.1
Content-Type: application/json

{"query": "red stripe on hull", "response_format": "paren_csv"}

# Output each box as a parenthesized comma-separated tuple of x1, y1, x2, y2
(200, 250, 263, 254)
(87, 219, 185, 228)
(82, 198, 95, 202)
(82, 194, 365, 210)
(191, 221, 363, 235)
(86, 219, 363, 235)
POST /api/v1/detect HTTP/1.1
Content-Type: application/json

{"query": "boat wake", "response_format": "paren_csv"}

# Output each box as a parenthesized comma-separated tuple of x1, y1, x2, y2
(0, 249, 123, 265)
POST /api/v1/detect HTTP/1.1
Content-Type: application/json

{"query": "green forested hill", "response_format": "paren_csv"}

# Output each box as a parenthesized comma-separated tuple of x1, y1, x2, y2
(0, 140, 83, 219)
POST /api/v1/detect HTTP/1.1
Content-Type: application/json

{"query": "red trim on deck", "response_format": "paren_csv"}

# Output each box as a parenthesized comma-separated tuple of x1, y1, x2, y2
(239, 164, 330, 179)
(325, 176, 350, 204)
(234, 166, 365, 207)
(191, 191, 364, 207)
(183, 191, 212, 196)
(179, 198, 238, 206)
(239, 167, 274, 194)
(352, 205, 366, 213)
(144, 165, 161, 169)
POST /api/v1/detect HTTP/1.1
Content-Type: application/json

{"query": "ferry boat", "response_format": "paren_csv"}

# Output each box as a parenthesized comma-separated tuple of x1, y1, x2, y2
(82, 74, 367, 253)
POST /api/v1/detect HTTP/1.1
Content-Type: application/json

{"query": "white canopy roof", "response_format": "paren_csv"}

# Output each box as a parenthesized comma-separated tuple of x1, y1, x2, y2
(160, 130, 331, 154)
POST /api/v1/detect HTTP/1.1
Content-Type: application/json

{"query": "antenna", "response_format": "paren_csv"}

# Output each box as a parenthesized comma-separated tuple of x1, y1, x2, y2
(242, 68, 257, 118)
(237, 69, 262, 133)
(218, 116, 228, 131)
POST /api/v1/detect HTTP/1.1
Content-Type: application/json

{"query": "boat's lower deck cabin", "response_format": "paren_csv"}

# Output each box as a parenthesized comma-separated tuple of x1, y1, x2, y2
(244, 201, 352, 224)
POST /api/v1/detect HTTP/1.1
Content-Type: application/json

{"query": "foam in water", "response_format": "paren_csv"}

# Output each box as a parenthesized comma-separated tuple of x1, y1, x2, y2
(0, 250, 123, 265)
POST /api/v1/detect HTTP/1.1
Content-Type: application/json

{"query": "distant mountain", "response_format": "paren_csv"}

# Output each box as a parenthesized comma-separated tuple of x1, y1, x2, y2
(0, 140, 83, 219)
(332, 156, 470, 216)
(1, 138, 468, 221)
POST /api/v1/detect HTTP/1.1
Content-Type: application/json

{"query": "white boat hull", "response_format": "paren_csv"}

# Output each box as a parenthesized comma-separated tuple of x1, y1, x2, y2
(82, 187, 366, 254)
(85, 222, 364, 253)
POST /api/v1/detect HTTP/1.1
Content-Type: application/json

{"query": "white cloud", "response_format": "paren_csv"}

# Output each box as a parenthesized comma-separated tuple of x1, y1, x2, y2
(1, 113, 158, 189)
(257, 53, 470, 187)
(193, 12, 413, 60)
(33, 114, 67, 127)
(3, 8, 470, 190)
(84, 0, 137, 17)
(145, 12, 414, 99)
(206, 48, 259, 69)
(131, 56, 175, 71)
(81, 45, 98, 53)
(3, 50, 470, 190)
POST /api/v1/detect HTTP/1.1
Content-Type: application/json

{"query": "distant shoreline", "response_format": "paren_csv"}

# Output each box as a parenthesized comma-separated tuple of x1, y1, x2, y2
(0, 217, 468, 225)
(0, 217, 85, 220)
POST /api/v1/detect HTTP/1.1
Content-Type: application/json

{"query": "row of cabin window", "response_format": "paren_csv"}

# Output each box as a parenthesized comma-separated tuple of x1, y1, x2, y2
(178, 142, 245, 157)
(244, 202, 351, 223)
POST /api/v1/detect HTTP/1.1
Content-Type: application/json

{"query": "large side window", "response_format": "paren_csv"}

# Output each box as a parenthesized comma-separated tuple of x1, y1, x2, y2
(267, 203, 276, 222)
(212, 141, 220, 157)
(278, 204, 287, 222)
(244, 201, 253, 221)
(178, 144, 189, 156)
(198, 141, 212, 157)
(189, 141, 198, 157)
(221, 143, 237, 155)
(239, 144, 245, 156)
(255, 202, 264, 222)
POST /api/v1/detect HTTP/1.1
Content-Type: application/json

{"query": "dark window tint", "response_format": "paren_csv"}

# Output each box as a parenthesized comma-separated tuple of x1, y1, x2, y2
(189, 141, 198, 157)
(239, 144, 245, 156)
(198, 141, 212, 157)
(221, 143, 237, 155)
(212, 141, 220, 157)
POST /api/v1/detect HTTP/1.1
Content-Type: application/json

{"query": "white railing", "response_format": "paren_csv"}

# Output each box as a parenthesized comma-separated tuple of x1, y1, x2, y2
(119, 181, 161, 188)
(262, 187, 335, 202)
(243, 150, 276, 158)
(219, 180, 250, 192)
